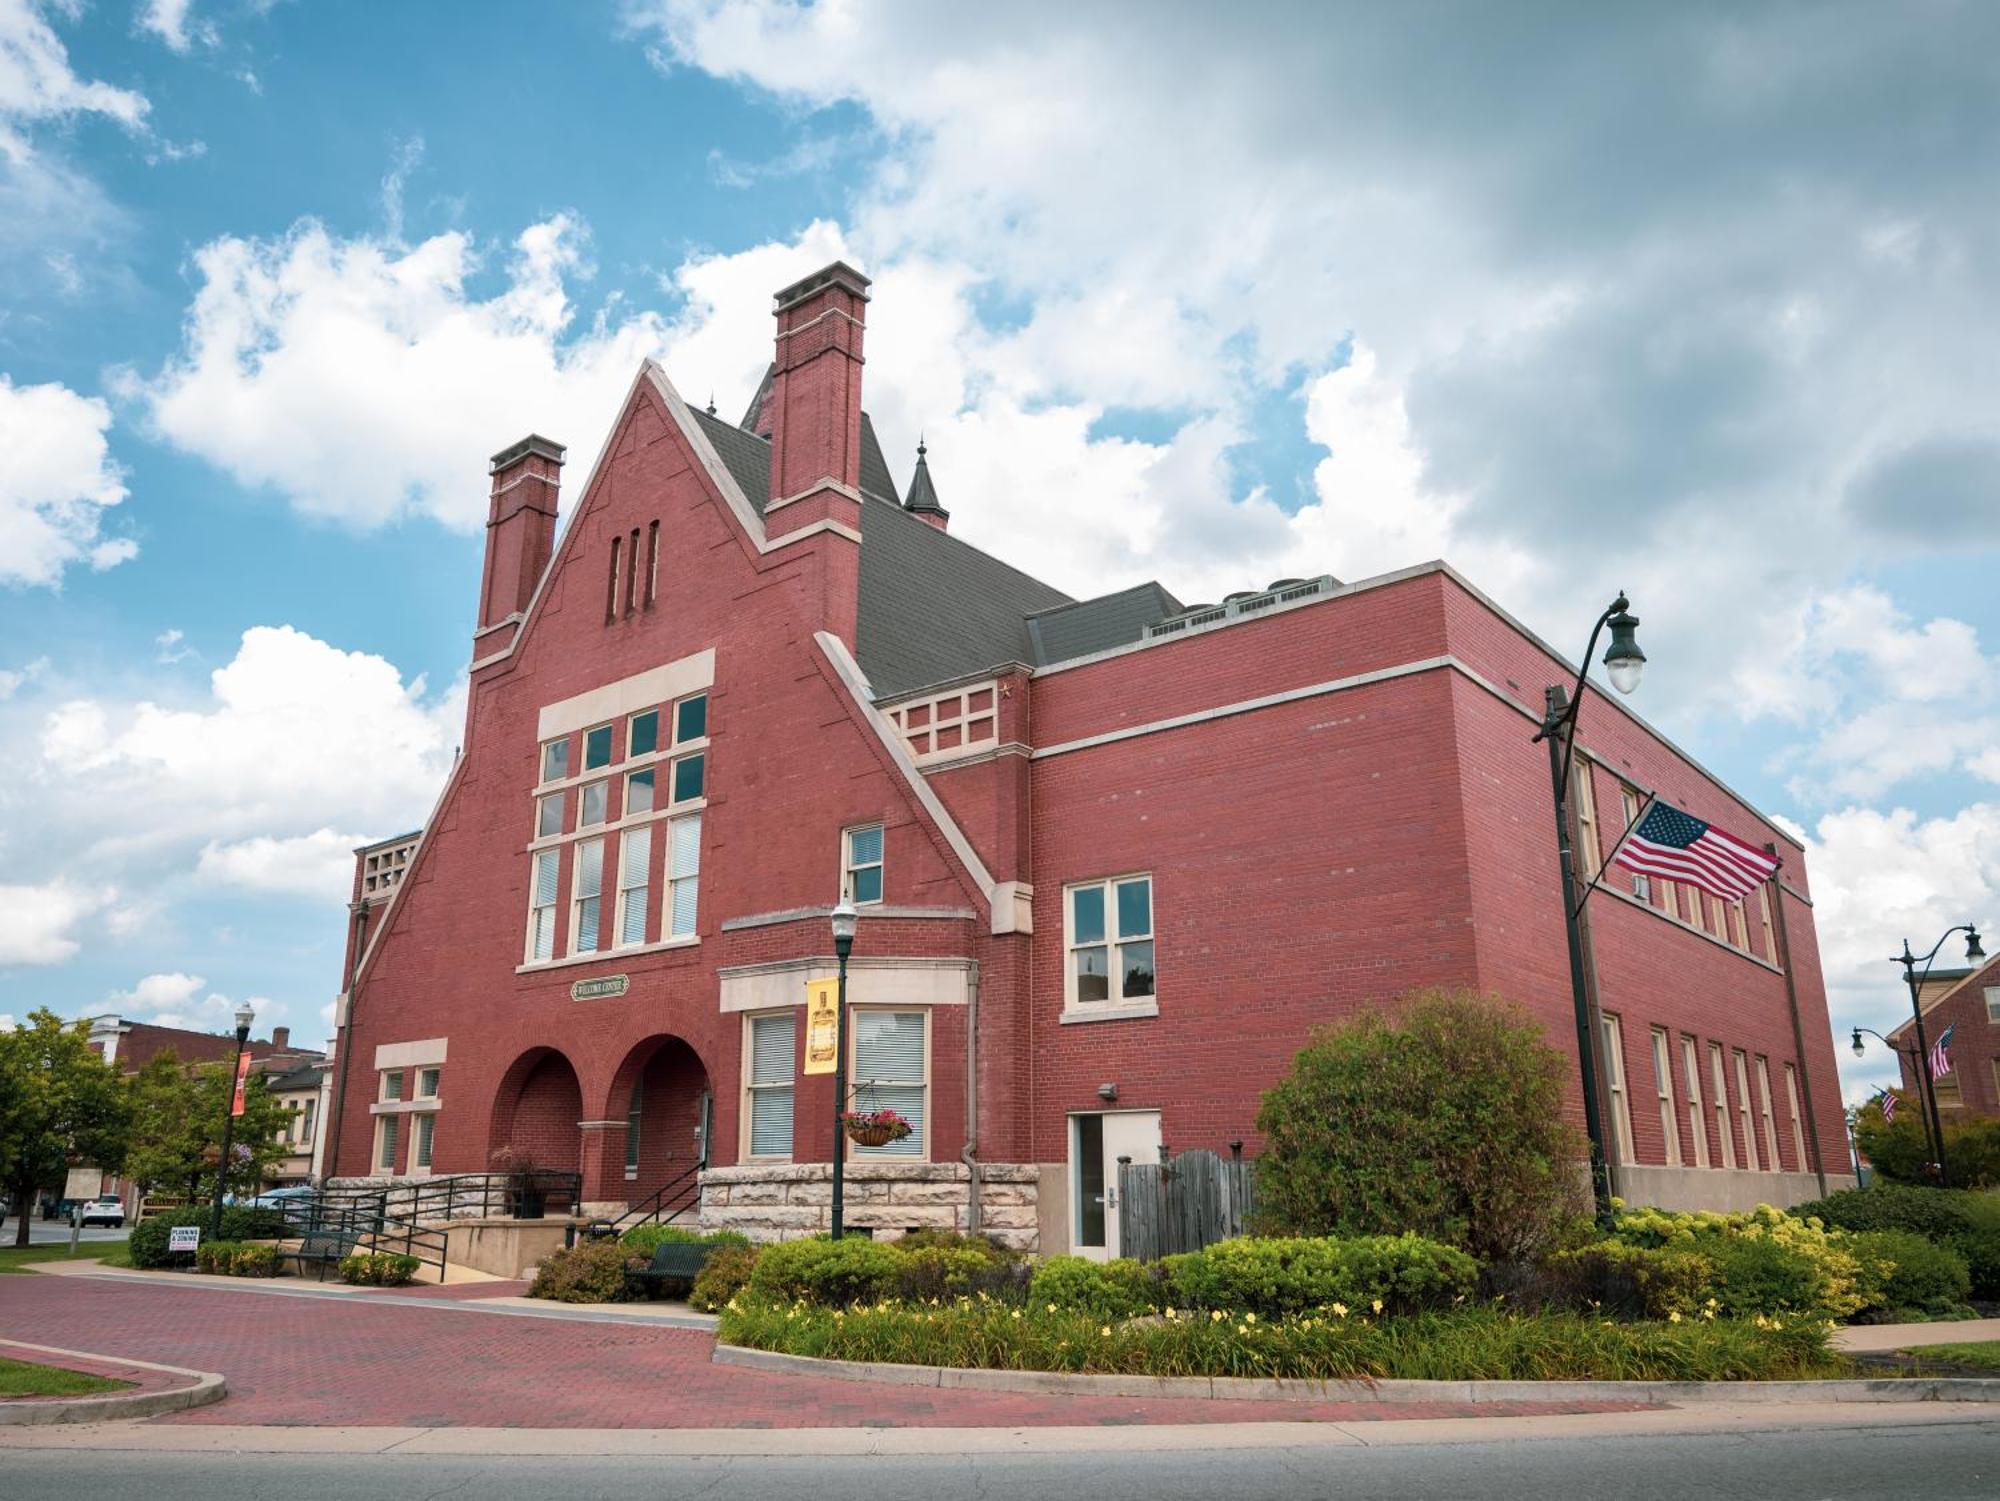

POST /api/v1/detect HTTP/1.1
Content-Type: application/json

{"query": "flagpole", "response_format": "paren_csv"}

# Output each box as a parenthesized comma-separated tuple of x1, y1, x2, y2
(1569, 790, 1657, 919)
(1763, 844, 1827, 1197)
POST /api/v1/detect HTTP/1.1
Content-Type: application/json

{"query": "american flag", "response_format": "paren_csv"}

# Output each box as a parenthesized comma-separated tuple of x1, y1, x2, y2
(1930, 1024, 1956, 1080)
(1874, 1088, 1898, 1124)
(1611, 799, 1781, 903)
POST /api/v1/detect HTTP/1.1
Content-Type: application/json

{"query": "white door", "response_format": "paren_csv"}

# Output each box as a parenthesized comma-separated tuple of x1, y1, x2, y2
(1068, 1110, 1162, 1261)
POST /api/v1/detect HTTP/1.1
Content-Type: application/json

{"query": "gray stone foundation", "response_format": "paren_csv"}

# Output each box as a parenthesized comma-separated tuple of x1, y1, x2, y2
(699, 1161, 1040, 1250)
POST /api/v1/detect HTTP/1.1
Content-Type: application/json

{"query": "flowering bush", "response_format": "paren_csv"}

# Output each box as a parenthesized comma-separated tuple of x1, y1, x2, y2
(1793, 1184, 2000, 1300)
(1162, 1233, 1478, 1319)
(1606, 1205, 1866, 1321)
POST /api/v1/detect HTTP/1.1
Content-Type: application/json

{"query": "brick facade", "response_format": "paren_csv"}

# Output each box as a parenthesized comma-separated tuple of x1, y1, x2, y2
(326, 262, 1852, 1252)
(1891, 954, 2000, 1122)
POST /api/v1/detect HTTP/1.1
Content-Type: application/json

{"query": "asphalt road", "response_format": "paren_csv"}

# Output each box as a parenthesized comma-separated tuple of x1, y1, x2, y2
(0, 1218, 132, 1247)
(3, 1420, 1995, 1501)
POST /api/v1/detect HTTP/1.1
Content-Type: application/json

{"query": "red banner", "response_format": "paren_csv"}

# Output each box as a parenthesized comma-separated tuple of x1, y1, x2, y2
(231, 1050, 254, 1117)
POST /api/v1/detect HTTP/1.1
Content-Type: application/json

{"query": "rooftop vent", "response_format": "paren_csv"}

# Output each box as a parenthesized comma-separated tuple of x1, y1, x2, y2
(1145, 575, 1339, 641)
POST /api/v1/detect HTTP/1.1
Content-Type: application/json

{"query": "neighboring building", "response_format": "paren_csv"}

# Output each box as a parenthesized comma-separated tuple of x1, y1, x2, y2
(1887, 955, 2000, 1121)
(262, 1060, 329, 1186)
(324, 261, 1852, 1256)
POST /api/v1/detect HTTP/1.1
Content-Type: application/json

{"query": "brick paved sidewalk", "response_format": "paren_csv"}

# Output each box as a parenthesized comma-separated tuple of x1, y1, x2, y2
(0, 1273, 1655, 1430)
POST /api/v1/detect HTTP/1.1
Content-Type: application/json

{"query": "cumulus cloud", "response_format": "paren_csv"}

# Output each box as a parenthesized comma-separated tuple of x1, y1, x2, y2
(0, 879, 114, 966)
(0, 375, 134, 587)
(125, 216, 674, 529)
(103, 969, 267, 1032)
(134, 0, 214, 55)
(196, 828, 368, 902)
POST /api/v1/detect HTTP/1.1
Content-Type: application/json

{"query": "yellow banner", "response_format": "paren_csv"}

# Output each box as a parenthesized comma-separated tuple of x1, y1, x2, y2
(803, 977, 840, 1075)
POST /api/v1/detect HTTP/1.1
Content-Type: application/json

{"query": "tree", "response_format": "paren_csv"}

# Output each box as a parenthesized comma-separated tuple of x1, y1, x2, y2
(1853, 1093, 2000, 1190)
(1253, 989, 1589, 1262)
(0, 1010, 134, 1247)
(125, 1050, 293, 1205)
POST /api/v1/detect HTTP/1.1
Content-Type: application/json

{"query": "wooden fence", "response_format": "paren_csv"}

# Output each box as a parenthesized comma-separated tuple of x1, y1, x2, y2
(1116, 1149, 1257, 1261)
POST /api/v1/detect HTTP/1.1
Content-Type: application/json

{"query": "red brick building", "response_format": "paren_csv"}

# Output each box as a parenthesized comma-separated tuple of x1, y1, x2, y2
(1888, 954, 2000, 1122)
(324, 261, 1852, 1254)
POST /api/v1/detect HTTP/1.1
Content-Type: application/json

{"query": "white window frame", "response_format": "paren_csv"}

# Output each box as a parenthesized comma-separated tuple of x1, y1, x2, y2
(1734, 1050, 1760, 1170)
(411, 1110, 436, 1173)
(416, 1068, 440, 1100)
(843, 822, 885, 906)
(527, 848, 560, 962)
(379, 1070, 405, 1103)
(570, 836, 604, 956)
(1650, 1027, 1680, 1167)
(1755, 1055, 1783, 1172)
(1680, 1035, 1709, 1169)
(1601, 1013, 1634, 1165)
(1985, 986, 2000, 1024)
(666, 812, 700, 939)
(535, 791, 564, 839)
(847, 1007, 930, 1161)
(582, 721, 614, 773)
(616, 824, 652, 949)
(540, 736, 570, 784)
(374, 1115, 399, 1175)
(1619, 789, 1650, 900)
(741, 1010, 795, 1162)
(1710, 1042, 1738, 1170)
(1783, 1062, 1808, 1177)
(883, 680, 1000, 765)
(1573, 762, 1601, 878)
(1063, 874, 1156, 1016)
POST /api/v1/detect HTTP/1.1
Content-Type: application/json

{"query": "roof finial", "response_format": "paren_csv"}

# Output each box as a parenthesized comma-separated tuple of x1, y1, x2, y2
(705, 393, 717, 416)
(917, 432, 927, 460)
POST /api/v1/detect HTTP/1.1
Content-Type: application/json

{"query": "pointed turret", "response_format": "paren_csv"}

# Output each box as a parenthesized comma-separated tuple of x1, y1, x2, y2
(904, 438, 949, 531)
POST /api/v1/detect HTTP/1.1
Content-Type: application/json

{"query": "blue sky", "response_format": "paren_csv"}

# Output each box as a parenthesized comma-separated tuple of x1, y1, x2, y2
(2, 2, 1996, 1106)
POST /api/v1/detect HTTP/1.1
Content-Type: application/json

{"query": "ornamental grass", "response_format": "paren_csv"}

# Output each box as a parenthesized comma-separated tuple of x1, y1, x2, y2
(716, 1297, 1847, 1383)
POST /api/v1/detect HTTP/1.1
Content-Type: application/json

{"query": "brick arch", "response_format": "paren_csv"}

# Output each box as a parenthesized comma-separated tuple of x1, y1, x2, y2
(603, 1034, 714, 1200)
(488, 1047, 584, 1179)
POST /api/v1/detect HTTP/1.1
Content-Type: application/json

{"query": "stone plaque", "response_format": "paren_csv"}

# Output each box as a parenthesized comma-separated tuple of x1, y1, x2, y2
(570, 973, 629, 1002)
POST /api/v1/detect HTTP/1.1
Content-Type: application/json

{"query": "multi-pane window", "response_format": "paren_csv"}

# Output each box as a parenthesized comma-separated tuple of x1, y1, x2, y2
(1650, 1028, 1680, 1166)
(1755, 1056, 1783, 1171)
(375, 1115, 399, 1173)
(579, 779, 609, 827)
(1985, 986, 2000, 1024)
(584, 723, 613, 771)
(1680, 1036, 1709, 1169)
(380, 1070, 405, 1102)
(1573, 763, 1601, 878)
(617, 826, 652, 947)
(571, 837, 604, 955)
(845, 824, 885, 905)
(745, 1013, 795, 1159)
(1619, 791, 1650, 900)
(417, 1068, 440, 1099)
(413, 1111, 435, 1171)
(528, 849, 559, 961)
(1600, 1014, 1634, 1164)
(541, 738, 569, 783)
(629, 708, 659, 759)
(1783, 1063, 1808, 1176)
(300, 1097, 317, 1146)
(851, 1010, 926, 1159)
(668, 814, 701, 937)
(1734, 1050, 1760, 1170)
(1066, 875, 1155, 1006)
(536, 793, 563, 838)
(1710, 1043, 1738, 1169)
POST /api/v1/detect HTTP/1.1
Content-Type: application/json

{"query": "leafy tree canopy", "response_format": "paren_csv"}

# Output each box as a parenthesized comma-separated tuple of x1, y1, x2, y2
(0, 1010, 134, 1247)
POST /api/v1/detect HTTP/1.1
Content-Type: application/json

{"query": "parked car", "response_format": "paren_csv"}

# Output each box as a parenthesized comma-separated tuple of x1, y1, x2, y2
(245, 1184, 316, 1211)
(77, 1196, 126, 1228)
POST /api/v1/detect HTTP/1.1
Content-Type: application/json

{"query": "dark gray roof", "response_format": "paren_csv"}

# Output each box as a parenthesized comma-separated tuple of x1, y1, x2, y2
(692, 404, 901, 510)
(1025, 582, 1184, 666)
(261, 1061, 325, 1091)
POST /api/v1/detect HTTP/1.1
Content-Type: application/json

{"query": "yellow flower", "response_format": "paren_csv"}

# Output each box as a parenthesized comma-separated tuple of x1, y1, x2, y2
(1211, 1310, 1225, 1322)
(1371, 1299, 1383, 1315)
(1047, 1303, 1058, 1314)
(1330, 1303, 1348, 1318)
(1245, 1312, 1256, 1325)
(1011, 1309, 1022, 1320)
(1165, 1307, 1177, 1319)
(1100, 1326, 1112, 1337)
(1668, 1311, 1682, 1324)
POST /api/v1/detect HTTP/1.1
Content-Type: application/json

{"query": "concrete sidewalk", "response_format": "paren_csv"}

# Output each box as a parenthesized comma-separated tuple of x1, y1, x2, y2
(1834, 1317, 2000, 1352)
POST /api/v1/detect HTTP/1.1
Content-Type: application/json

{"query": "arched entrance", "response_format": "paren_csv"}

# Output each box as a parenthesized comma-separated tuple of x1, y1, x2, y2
(603, 1034, 713, 1209)
(488, 1047, 585, 1182)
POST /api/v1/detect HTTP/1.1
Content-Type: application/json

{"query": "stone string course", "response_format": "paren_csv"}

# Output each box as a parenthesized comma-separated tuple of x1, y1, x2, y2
(700, 1162, 1039, 1249)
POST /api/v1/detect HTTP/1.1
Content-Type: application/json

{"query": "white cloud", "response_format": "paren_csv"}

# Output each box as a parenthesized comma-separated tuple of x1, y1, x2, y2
(154, 628, 192, 664)
(126, 216, 675, 530)
(1, 1, 149, 129)
(196, 828, 366, 902)
(0, 878, 113, 966)
(103, 970, 259, 1032)
(134, 0, 213, 55)
(0, 654, 48, 698)
(107, 970, 205, 1013)
(0, 374, 134, 587)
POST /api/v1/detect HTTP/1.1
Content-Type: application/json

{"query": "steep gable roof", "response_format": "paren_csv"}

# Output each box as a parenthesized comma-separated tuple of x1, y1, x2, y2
(1025, 582, 1184, 667)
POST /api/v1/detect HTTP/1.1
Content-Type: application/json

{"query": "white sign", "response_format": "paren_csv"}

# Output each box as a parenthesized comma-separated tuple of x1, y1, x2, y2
(168, 1226, 201, 1253)
(63, 1167, 103, 1201)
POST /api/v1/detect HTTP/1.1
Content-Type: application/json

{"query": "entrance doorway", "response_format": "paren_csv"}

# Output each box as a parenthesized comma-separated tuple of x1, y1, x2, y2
(1068, 1110, 1162, 1261)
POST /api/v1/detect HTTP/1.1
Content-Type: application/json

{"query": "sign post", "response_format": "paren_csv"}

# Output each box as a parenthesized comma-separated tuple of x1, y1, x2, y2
(803, 979, 840, 1076)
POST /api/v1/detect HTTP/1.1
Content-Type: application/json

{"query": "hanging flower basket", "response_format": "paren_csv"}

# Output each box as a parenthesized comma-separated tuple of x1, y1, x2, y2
(842, 1109, 912, 1148)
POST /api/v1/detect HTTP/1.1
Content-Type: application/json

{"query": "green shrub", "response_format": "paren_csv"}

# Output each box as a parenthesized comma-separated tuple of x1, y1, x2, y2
(527, 1241, 637, 1302)
(747, 1236, 906, 1307)
(194, 1240, 240, 1274)
(893, 1228, 1017, 1257)
(1846, 1230, 1972, 1317)
(1027, 1255, 1160, 1319)
(129, 1206, 288, 1269)
(1852, 1101, 2000, 1190)
(1543, 1242, 1715, 1320)
(1162, 1234, 1479, 1318)
(1608, 1205, 1865, 1321)
(339, 1252, 421, 1287)
(1794, 1185, 2000, 1300)
(893, 1245, 1001, 1301)
(620, 1223, 752, 1255)
(690, 1245, 760, 1312)
(193, 1240, 283, 1277)
(1254, 990, 1588, 1261)
(717, 1301, 1844, 1383)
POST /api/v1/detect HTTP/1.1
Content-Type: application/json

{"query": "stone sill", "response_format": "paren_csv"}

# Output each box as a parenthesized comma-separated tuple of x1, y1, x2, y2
(1059, 1000, 1160, 1025)
(516, 935, 699, 975)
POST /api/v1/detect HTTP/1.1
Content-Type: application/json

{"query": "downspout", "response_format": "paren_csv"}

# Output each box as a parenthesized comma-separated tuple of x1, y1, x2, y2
(962, 960, 981, 1235)
(327, 901, 368, 1183)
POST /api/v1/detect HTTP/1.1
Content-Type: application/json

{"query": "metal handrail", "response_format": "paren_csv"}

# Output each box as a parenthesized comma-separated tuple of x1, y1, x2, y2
(596, 1158, 705, 1238)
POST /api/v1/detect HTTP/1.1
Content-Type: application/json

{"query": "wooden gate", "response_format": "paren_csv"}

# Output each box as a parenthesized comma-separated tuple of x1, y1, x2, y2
(1115, 1148, 1256, 1261)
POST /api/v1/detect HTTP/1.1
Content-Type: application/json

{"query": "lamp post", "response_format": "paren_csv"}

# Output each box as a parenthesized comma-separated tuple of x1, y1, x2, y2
(1850, 1026, 1938, 1168)
(1534, 593, 1646, 1229)
(209, 1000, 256, 1243)
(829, 896, 858, 1241)
(1891, 925, 1985, 1185)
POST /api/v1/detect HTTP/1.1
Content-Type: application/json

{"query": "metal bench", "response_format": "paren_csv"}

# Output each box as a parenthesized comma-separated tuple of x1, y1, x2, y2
(291, 1228, 361, 1281)
(626, 1240, 717, 1295)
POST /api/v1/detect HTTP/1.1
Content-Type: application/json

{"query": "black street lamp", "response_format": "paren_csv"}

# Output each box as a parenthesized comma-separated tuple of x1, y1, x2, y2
(1890, 925, 1985, 1185)
(829, 896, 858, 1240)
(1534, 593, 1646, 1229)
(209, 1000, 256, 1243)
(1850, 1026, 1938, 1168)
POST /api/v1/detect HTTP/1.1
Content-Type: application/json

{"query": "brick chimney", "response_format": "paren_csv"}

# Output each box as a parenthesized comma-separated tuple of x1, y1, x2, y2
(270, 1026, 290, 1050)
(476, 434, 564, 656)
(764, 262, 869, 645)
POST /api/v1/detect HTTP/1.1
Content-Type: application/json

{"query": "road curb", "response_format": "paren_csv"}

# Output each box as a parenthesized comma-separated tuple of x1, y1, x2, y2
(710, 1343, 2000, 1405)
(0, 1340, 226, 1426)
